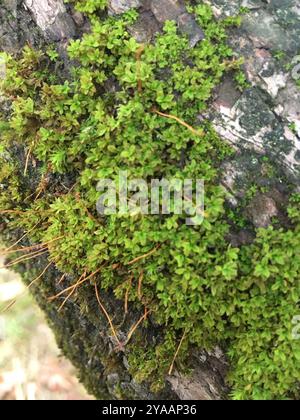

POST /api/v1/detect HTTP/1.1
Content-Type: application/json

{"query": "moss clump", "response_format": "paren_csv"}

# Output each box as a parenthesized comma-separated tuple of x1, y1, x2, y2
(0, 2, 300, 400)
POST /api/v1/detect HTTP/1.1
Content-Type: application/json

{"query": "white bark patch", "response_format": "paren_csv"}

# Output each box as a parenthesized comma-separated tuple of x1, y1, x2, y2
(260, 71, 288, 98)
(213, 100, 300, 177)
(24, 0, 66, 31)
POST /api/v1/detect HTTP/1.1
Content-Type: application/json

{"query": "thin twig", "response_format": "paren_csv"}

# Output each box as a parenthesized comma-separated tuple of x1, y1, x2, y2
(27, 261, 53, 289)
(94, 283, 121, 346)
(0, 249, 48, 269)
(48, 267, 103, 301)
(4, 220, 43, 252)
(34, 176, 49, 201)
(0, 299, 17, 314)
(24, 143, 34, 176)
(1, 236, 63, 255)
(57, 273, 66, 285)
(137, 270, 144, 300)
(0, 210, 29, 215)
(58, 271, 86, 312)
(153, 108, 204, 137)
(124, 309, 151, 346)
(0, 209, 52, 217)
(168, 330, 187, 376)
(0, 262, 52, 314)
(144, 306, 149, 320)
(127, 245, 160, 266)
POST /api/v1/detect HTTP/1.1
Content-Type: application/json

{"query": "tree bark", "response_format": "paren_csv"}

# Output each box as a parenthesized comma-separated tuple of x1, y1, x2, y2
(1, 0, 299, 400)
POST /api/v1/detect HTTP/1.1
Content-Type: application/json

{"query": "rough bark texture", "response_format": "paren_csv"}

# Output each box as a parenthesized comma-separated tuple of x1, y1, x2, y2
(1, 0, 299, 400)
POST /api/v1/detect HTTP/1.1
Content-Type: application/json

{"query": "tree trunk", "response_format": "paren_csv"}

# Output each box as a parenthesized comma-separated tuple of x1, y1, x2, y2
(1, 0, 299, 400)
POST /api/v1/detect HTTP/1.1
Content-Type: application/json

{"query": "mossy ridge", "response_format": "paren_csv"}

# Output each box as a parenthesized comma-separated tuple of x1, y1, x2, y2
(0, 1, 300, 400)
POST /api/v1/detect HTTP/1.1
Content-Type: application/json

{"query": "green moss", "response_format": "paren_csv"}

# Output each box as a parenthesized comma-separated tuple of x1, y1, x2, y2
(1, 1, 300, 400)
(0, 159, 21, 209)
(66, 0, 108, 15)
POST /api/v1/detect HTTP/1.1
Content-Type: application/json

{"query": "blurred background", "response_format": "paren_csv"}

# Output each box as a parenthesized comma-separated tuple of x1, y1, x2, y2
(0, 255, 92, 400)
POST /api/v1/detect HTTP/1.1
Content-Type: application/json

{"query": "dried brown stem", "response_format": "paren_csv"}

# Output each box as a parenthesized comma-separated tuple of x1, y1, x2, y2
(153, 109, 204, 137)
(27, 261, 53, 289)
(1, 236, 63, 255)
(0, 249, 48, 269)
(95, 283, 121, 347)
(124, 309, 151, 346)
(168, 330, 187, 376)
(48, 267, 103, 301)
(58, 271, 86, 312)
(127, 245, 160, 266)
(137, 270, 144, 300)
